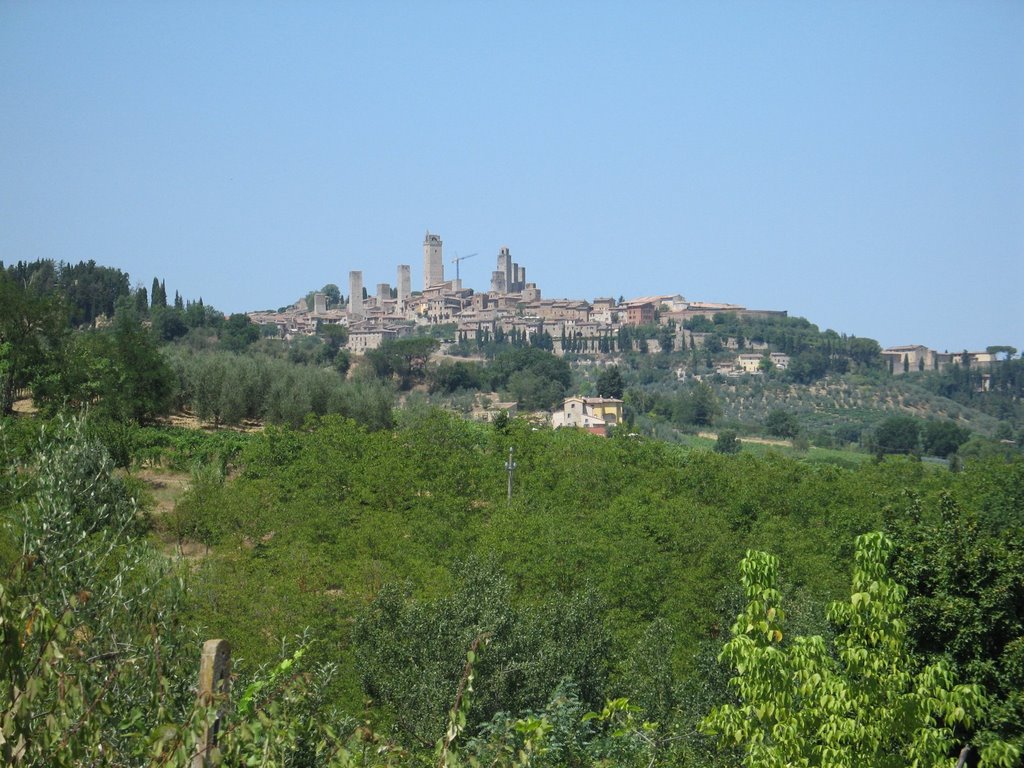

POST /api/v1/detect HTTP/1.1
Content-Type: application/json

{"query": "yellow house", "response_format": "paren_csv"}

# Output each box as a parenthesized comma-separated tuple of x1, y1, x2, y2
(552, 396, 624, 433)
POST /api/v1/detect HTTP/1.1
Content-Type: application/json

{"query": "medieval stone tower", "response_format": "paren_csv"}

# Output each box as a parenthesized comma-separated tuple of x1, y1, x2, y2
(348, 270, 364, 319)
(397, 264, 411, 307)
(423, 231, 444, 290)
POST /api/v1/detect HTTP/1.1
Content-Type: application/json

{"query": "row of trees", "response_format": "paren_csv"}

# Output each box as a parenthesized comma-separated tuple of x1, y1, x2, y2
(166, 348, 394, 430)
(624, 382, 722, 428)
(868, 414, 972, 459)
(2, 258, 131, 326)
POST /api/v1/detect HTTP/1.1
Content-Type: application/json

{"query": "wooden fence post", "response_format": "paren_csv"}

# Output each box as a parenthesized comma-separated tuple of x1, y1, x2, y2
(192, 638, 231, 768)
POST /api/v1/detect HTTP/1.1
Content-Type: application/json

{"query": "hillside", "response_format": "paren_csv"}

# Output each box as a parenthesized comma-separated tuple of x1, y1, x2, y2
(2, 257, 1023, 763)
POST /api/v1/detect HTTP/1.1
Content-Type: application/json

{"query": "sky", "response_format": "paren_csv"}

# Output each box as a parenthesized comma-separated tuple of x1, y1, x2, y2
(1, 1, 1021, 352)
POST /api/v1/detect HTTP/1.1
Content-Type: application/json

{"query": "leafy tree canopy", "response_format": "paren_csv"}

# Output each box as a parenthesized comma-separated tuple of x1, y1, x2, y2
(596, 365, 625, 399)
(700, 533, 1020, 767)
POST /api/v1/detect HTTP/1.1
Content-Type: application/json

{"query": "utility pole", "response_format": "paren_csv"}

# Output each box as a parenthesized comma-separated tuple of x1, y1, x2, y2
(505, 446, 516, 502)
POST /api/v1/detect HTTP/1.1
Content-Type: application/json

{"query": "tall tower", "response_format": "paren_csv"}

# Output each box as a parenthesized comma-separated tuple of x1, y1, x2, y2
(397, 264, 411, 307)
(348, 270, 364, 320)
(497, 246, 512, 294)
(490, 270, 507, 293)
(423, 231, 444, 290)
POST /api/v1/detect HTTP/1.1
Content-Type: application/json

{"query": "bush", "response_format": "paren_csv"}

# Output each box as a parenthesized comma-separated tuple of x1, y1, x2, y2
(714, 430, 741, 454)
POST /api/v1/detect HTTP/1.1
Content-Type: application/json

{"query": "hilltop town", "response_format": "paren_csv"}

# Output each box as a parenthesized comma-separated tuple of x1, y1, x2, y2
(247, 231, 1001, 378)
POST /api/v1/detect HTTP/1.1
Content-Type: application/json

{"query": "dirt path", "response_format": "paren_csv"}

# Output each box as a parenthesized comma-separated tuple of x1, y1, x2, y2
(135, 468, 191, 517)
(697, 431, 791, 447)
(134, 468, 215, 561)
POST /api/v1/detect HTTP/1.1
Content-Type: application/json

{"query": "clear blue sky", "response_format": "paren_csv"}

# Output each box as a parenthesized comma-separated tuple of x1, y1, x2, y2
(1, 1, 1021, 352)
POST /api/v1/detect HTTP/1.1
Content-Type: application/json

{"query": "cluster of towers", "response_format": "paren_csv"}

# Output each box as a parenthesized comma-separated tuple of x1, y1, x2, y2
(347, 265, 412, 320)
(422, 231, 526, 296)
(490, 246, 526, 294)
(342, 231, 532, 322)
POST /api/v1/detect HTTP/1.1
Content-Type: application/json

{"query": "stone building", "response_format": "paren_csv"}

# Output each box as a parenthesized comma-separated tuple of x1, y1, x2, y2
(397, 265, 411, 308)
(490, 246, 527, 294)
(423, 231, 444, 290)
(551, 396, 624, 434)
(624, 302, 655, 326)
(348, 271, 364, 320)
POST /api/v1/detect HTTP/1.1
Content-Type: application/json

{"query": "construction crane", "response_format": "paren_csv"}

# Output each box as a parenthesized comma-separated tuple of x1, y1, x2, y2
(450, 252, 477, 281)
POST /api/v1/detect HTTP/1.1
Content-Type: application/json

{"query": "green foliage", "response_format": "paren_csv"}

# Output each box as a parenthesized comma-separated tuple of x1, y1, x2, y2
(922, 419, 971, 458)
(131, 424, 249, 472)
(3, 258, 131, 327)
(888, 486, 1024, 752)
(715, 429, 741, 454)
(700, 533, 1020, 767)
(764, 409, 800, 439)
(686, 313, 884, 382)
(35, 305, 176, 422)
(0, 415, 198, 765)
(0, 270, 68, 415)
(150, 304, 189, 342)
(595, 366, 625, 399)
(488, 347, 571, 410)
(354, 559, 612, 746)
(922, 358, 1024, 427)
(429, 360, 486, 394)
(3, 405, 1023, 765)
(166, 347, 395, 429)
(219, 313, 260, 352)
(676, 381, 721, 426)
(871, 414, 923, 458)
(364, 337, 440, 390)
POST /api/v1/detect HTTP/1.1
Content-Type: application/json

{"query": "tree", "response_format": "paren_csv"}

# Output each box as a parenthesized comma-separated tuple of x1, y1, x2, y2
(922, 420, 970, 458)
(700, 533, 1020, 767)
(986, 345, 1017, 361)
(56, 260, 130, 325)
(888, 490, 1024, 752)
(764, 409, 800, 439)
(673, 381, 721, 427)
(319, 323, 349, 360)
(321, 283, 341, 308)
(715, 429, 741, 454)
(871, 414, 922, 457)
(220, 313, 260, 352)
(488, 347, 571, 409)
(596, 366, 625, 399)
(364, 336, 440, 390)
(150, 276, 167, 308)
(848, 336, 883, 368)
(354, 560, 612, 747)
(429, 360, 484, 394)
(657, 324, 675, 354)
(133, 285, 148, 316)
(103, 305, 175, 422)
(0, 271, 67, 414)
(150, 305, 188, 341)
(787, 349, 830, 383)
